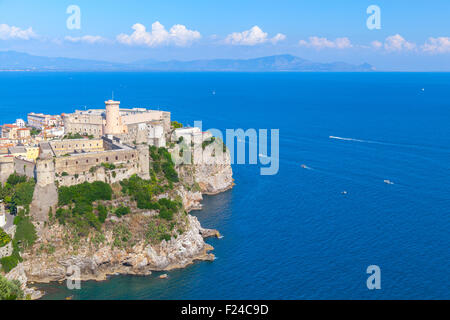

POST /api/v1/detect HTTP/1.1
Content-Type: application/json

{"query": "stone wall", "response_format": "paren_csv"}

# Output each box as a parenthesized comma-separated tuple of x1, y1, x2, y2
(49, 139, 104, 156)
(0, 241, 13, 259)
(63, 114, 104, 138)
(56, 164, 138, 187)
(54, 148, 138, 176)
(0, 160, 14, 183)
(14, 158, 36, 179)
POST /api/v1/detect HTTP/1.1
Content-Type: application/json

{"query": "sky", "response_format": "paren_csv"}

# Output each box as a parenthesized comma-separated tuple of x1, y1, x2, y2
(0, 0, 449, 71)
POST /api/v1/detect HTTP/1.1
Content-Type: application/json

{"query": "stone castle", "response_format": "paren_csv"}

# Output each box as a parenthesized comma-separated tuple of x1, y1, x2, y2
(0, 100, 171, 221)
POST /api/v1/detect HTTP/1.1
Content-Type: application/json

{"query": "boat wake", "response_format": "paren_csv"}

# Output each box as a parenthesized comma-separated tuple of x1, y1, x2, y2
(329, 136, 378, 144)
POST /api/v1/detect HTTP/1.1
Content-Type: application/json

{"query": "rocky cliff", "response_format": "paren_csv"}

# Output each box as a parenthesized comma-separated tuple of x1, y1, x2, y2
(13, 143, 233, 298)
(22, 214, 217, 283)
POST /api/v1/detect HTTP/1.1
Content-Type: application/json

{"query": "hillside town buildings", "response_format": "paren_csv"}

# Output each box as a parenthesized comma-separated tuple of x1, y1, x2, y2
(0, 99, 172, 192)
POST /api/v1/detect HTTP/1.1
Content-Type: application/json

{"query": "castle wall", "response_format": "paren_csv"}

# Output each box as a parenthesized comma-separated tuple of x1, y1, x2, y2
(49, 139, 104, 156)
(63, 114, 104, 138)
(56, 164, 138, 187)
(14, 158, 36, 179)
(54, 148, 138, 176)
(0, 159, 14, 183)
(122, 111, 165, 125)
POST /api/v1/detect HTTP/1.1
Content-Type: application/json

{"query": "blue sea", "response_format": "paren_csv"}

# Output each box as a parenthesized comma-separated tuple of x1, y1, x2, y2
(0, 72, 449, 299)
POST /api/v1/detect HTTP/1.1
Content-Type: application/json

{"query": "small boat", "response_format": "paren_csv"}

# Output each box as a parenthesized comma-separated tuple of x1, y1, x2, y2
(301, 164, 307, 169)
(65, 296, 73, 300)
(384, 179, 394, 185)
(341, 191, 348, 195)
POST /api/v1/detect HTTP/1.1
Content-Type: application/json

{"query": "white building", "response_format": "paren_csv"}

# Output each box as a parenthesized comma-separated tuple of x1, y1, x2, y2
(0, 202, 6, 228)
(173, 127, 211, 146)
(15, 119, 26, 128)
(148, 124, 166, 147)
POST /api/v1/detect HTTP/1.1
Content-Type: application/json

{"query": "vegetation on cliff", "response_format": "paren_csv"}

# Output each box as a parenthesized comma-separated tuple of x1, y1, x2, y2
(0, 228, 11, 248)
(1, 206, 37, 273)
(52, 181, 113, 237)
(149, 146, 179, 183)
(0, 275, 24, 300)
(0, 173, 36, 213)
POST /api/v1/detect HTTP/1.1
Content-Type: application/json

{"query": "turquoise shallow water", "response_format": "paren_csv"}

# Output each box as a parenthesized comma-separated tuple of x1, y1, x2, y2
(0, 72, 449, 299)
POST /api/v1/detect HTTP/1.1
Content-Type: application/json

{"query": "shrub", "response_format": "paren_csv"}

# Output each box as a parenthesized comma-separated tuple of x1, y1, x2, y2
(6, 173, 27, 186)
(115, 206, 130, 217)
(58, 181, 112, 206)
(12, 180, 35, 206)
(97, 205, 108, 223)
(0, 275, 24, 300)
(159, 209, 173, 221)
(14, 216, 37, 250)
(202, 137, 216, 150)
(101, 163, 116, 170)
(171, 121, 183, 129)
(0, 228, 11, 248)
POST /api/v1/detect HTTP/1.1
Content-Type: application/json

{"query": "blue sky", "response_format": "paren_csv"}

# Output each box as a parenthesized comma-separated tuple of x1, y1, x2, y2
(0, 0, 449, 70)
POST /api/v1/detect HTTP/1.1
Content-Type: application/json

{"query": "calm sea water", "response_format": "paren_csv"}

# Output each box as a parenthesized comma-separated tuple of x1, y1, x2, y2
(0, 72, 449, 299)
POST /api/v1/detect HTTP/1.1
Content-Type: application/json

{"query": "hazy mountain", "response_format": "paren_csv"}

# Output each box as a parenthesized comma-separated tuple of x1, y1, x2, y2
(0, 51, 374, 72)
(132, 54, 375, 72)
(0, 51, 127, 71)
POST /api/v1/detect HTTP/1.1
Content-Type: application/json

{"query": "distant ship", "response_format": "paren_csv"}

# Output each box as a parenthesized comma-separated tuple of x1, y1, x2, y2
(384, 179, 394, 185)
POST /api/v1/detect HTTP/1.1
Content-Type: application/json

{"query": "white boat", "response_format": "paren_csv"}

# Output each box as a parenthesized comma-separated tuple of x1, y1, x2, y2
(384, 179, 394, 185)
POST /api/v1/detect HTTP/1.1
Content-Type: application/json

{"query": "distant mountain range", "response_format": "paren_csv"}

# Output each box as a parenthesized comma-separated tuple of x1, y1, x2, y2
(0, 51, 375, 72)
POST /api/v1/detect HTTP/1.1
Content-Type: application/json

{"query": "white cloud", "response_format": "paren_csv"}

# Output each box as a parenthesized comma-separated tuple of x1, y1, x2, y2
(65, 35, 107, 44)
(383, 34, 416, 52)
(271, 33, 287, 44)
(117, 22, 201, 47)
(298, 36, 352, 49)
(225, 26, 286, 46)
(371, 40, 383, 49)
(421, 37, 450, 54)
(0, 24, 36, 40)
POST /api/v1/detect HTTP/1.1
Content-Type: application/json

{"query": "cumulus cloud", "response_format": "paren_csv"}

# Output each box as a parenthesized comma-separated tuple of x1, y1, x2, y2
(117, 22, 201, 47)
(271, 33, 287, 44)
(65, 35, 107, 44)
(383, 34, 416, 52)
(224, 26, 286, 46)
(0, 24, 36, 40)
(421, 37, 450, 54)
(298, 36, 352, 49)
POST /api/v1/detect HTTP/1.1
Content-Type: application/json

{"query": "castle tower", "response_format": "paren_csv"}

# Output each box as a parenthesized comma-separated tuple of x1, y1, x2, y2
(35, 158, 55, 187)
(104, 100, 122, 135)
(32, 158, 58, 222)
(136, 144, 150, 180)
